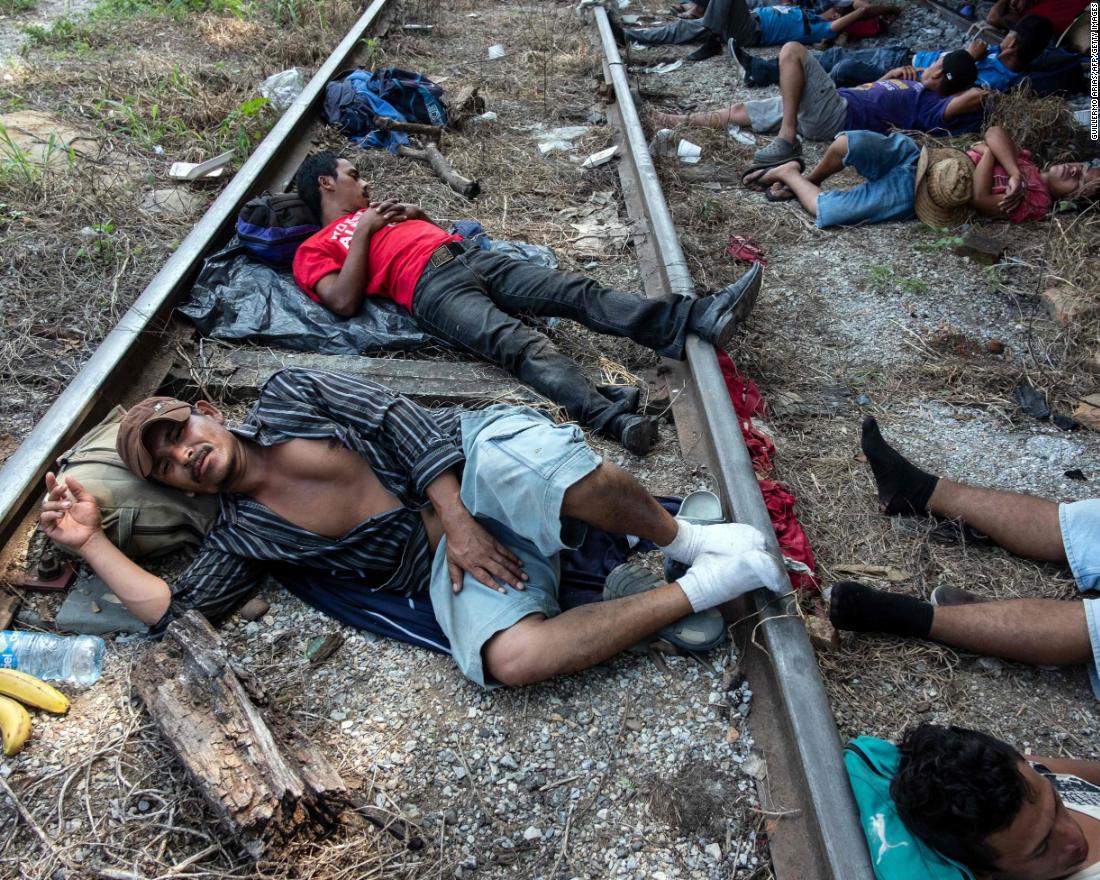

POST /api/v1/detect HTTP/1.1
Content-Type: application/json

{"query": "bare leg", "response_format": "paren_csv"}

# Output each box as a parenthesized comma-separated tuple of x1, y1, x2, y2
(776, 42, 807, 145)
(560, 461, 678, 546)
(927, 480, 1066, 563)
(806, 134, 849, 184)
(484, 586, 694, 685)
(757, 160, 821, 216)
(929, 599, 1090, 666)
(651, 103, 751, 130)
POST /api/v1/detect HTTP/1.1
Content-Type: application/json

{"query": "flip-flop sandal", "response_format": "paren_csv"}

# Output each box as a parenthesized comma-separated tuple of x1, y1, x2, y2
(740, 157, 805, 187)
(740, 167, 771, 191)
(605, 563, 727, 653)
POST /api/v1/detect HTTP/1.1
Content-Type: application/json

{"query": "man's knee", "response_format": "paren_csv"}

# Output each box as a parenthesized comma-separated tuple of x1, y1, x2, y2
(779, 41, 806, 62)
(482, 615, 549, 687)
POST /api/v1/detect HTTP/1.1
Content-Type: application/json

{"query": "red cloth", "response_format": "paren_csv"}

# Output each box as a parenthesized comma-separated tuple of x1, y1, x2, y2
(716, 349, 819, 592)
(292, 212, 458, 313)
(1026, 0, 1087, 33)
(726, 234, 768, 267)
(844, 16, 882, 40)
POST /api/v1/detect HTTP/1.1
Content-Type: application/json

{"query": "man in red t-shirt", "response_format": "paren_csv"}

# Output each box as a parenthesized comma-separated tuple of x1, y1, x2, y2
(292, 151, 763, 456)
(987, 0, 1087, 35)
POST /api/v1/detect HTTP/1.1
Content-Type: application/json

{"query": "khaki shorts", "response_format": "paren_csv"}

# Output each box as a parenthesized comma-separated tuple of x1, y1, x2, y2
(744, 51, 849, 140)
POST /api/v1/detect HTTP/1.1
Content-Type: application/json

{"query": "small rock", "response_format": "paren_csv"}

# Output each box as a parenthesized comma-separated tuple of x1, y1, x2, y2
(443, 809, 458, 826)
(705, 842, 722, 860)
(523, 825, 542, 841)
(239, 597, 270, 621)
(985, 339, 1005, 354)
(624, 718, 643, 732)
(499, 754, 519, 771)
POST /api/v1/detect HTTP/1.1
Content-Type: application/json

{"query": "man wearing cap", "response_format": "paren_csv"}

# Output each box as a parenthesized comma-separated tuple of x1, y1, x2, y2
(653, 45, 986, 167)
(742, 123, 1100, 228)
(39, 367, 787, 687)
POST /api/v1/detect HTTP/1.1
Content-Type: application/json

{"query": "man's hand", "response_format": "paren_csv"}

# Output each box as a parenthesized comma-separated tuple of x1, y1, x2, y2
(358, 199, 408, 236)
(441, 507, 527, 594)
(884, 65, 920, 80)
(998, 174, 1024, 214)
(39, 472, 103, 553)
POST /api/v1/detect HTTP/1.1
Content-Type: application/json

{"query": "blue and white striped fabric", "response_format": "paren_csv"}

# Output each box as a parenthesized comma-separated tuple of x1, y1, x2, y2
(153, 367, 465, 632)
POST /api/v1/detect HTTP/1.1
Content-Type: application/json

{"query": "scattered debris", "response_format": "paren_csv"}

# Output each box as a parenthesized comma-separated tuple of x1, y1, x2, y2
(306, 632, 345, 665)
(726, 234, 767, 267)
(642, 60, 684, 75)
(1073, 402, 1100, 434)
(676, 139, 701, 164)
(804, 615, 838, 653)
(581, 144, 619, 168)
(559, 191, 631, 254)
(259, 68, 306, 112)
(487, 44, 506, 60)
(726, 124, 755, 146)
(168, 150, 234, 181)
(1014, 381, 1051, 420)
(56, 571, 148, 635)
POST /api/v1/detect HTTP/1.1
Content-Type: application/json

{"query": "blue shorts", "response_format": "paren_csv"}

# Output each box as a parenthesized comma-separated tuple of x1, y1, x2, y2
(429, 405, 601, 687)
(815, 131, 920, 229)
(1061, 500, 1100, 698)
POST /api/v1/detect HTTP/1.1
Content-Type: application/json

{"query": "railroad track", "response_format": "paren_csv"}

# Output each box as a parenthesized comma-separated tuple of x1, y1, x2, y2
(0, 3, 875, 878)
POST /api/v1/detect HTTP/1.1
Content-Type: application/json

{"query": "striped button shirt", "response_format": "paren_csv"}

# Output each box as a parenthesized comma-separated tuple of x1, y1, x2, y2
(155, 367, 464, 631)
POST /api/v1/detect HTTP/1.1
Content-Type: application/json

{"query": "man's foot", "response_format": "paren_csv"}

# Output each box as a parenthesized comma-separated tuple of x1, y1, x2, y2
(752, 136, 802, 166)
(741, 159, 804, 192)
(612, 413, 660, 456)
(860, 416, 939, 516)
(687, 262, 764, 348)
(726, 37, 756, 84)
(929, 584, 983, 607)
(686, 37, 723, 62)
(604, 563, 726, 652)
(827, 580, 934, 638)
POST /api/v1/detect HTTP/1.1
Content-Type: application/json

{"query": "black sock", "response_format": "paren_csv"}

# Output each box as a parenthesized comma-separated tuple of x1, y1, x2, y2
(828, 581, 934, 638)
(860, 416, 938, 516)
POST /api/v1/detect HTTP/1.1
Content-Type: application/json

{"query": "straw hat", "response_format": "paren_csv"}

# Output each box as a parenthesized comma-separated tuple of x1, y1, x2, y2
(914, 147, 973, 228)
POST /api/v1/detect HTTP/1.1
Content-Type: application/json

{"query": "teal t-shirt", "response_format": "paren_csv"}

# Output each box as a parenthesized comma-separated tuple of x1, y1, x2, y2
(755, 5, 835, 45)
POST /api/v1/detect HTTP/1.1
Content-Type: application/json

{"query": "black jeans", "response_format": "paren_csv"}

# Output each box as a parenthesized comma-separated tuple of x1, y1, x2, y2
(411, 248, 696, 432)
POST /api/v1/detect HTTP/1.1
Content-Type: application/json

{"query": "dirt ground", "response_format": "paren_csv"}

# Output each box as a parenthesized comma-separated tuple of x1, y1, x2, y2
(2, 0, 1100, 877)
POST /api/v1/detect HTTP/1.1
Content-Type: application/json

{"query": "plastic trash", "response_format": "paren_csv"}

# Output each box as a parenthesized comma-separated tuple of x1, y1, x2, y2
(649, 128, 677, 158)
(0, 631, 105, 686)
(259, 68, 306, 112)
(582, 145, 619, 168)
(488, 44, 506, 59)
(677, 139, 701, 163)
(727, 124, 755, 146)
(169, 150, 234, 181)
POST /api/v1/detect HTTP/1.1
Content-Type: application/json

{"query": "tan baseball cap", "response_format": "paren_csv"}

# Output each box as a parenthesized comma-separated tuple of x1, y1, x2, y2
(116, 397, 192, 478)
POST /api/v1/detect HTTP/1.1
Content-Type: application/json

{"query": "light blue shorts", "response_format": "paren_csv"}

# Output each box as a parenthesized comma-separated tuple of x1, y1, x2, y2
(1061, 500, 1100, 697)
(428, 405, 601, 687)
(815, 130, 920, 229)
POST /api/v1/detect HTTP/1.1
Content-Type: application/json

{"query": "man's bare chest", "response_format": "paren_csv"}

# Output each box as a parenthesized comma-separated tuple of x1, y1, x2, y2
(250, 438, 402, 539)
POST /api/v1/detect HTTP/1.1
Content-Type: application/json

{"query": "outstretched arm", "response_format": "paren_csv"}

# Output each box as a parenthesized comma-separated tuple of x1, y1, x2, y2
(943, 86, 987, 121)
(39, 473, 171, 624)
(829, 4, 900, 33)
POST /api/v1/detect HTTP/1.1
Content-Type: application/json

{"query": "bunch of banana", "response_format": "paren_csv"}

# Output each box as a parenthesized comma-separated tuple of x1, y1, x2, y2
(0, 669, 69, 756)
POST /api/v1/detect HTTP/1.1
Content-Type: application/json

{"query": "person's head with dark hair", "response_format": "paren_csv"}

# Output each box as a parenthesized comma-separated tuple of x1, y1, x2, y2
(293, 151, 370, 224)
(891, 723, 1092, 880)
(1000, 14, 1056, 71)
(921, 50, 979, 95)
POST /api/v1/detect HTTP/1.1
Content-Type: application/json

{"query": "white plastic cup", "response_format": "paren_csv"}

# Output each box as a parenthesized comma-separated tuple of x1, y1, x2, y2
(677, 139, 702, 162)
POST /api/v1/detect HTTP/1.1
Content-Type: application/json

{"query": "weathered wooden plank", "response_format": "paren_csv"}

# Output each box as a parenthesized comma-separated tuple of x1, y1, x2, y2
(166, 349, 548, 407)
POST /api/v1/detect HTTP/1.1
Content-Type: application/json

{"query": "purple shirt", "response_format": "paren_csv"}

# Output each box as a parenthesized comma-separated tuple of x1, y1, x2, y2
(839, 80, 980, 136)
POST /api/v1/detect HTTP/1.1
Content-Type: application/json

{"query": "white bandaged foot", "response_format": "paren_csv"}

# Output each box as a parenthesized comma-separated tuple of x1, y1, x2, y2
(676, 547, 788, 612)
(659, 520, 768, 565)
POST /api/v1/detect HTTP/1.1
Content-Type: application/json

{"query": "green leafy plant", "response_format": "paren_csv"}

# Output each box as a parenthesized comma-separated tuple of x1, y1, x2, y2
(913, 233, 964, 253)
(0, 0, 36, 14)
(217, 95, 270, 153)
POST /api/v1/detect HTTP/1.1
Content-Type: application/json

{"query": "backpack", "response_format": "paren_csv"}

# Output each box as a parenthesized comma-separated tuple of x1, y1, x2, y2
(236, 193, 320, 268)
(54, 407, 219, 559)
(844, 736, 976, 880)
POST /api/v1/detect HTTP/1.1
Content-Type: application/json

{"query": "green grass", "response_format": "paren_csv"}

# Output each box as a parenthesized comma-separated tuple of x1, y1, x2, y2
(96, 0, 249, 16)
(0, 0, 36, 14)
(865, 265, 929, 296)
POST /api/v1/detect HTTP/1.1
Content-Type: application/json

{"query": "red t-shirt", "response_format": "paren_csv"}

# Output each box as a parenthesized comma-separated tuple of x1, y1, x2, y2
(292, 212, 459, 313)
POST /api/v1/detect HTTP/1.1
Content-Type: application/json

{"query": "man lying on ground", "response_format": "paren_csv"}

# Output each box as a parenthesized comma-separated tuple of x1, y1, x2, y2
(737, 13, 1053, 89)
(652, 43, 982, 166)
(291, 152, 761, 457)
(611, 0, 900, 62)
(988, 0, 1088, 35)
(890, 723, 1100, 880)
(826, 416, 1100, 695)
(741, 125, 1100, 228)
(39, 368, 786, 688)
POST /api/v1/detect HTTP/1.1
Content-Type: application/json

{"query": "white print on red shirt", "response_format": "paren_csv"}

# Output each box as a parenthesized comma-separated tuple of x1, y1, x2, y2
(331, 210, 365, 251)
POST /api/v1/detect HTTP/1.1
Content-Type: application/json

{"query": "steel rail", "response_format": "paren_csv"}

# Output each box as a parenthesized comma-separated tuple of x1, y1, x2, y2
(914, 0, 1005, 42)
(0, 0, 391, 549)
(592, 9, 874, 880)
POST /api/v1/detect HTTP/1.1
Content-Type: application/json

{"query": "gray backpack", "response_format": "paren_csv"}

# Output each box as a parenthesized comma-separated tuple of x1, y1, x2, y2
(54, 407, 219, 559)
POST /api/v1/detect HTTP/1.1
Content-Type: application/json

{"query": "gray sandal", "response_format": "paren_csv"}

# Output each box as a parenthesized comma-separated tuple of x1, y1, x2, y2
(752, 135, 802, 166)
(605, 563, 726, 653)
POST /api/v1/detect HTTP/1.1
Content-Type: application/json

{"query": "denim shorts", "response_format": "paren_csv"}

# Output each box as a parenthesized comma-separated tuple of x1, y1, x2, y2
(815, 130, 920, 229)
(1061, 499, 1100, 698)
(428, 405, 601, 687)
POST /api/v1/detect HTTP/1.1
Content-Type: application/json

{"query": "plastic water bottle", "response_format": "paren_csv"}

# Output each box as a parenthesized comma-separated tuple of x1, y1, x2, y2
(0, 631, 105, 686)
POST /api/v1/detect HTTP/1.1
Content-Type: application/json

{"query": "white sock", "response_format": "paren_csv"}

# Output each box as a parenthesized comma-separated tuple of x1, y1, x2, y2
(676, 548, 788, 612)
(657, 518, 703, 564)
